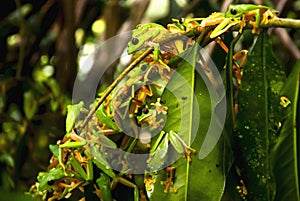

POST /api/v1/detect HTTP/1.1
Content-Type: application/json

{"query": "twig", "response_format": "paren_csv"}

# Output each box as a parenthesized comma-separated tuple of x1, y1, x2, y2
(219, 17, 300, 34)
(264, 17, 300, 29)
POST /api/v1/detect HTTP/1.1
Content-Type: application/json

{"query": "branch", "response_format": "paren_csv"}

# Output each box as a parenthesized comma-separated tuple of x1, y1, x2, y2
(263, 17, 300, 29)
(224, 17, 300, 33)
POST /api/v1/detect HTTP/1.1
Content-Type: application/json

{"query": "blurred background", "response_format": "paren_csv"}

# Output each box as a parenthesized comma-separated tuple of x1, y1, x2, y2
(0, 0, 299, 199)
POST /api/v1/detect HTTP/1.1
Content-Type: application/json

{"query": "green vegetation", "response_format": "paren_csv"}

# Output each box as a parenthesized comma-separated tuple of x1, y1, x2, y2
(0, 1, 299, 200)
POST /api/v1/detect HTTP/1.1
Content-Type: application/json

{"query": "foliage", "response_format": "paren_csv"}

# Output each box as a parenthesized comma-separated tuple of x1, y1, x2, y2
(0, 0, 299, 201)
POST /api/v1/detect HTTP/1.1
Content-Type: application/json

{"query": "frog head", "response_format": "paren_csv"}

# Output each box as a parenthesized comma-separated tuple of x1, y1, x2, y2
(127, 23, 167, 55)
(224, 4, 277, 18)
(225, 4, 247, 18)
(36, 168, 65, 192)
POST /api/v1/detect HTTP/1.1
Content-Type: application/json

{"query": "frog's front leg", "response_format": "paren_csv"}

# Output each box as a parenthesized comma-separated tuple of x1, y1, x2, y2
(261, 9, 277, 25)
(255, 8, 261, 28)
(249, 8, 261, 34)
(242, 9, 262, 34)
(150, 43, 171, 71)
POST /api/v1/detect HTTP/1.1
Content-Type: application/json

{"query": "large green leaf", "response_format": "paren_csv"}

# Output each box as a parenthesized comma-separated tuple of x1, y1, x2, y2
(271, 61, 300, 201)
(235, 31, 287, 201)
(147, 44, 226, 200)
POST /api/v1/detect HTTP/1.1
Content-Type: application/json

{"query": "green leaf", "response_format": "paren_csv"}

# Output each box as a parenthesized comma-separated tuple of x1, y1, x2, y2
(87, 145, 116, 179)
(271, 61, 300, 201)
(148, 45, 226, 200)
(65, 101, 84, 132)
(235, 31, 287, 201)
(24, 90, 38, 120)
(49, 144, 59, 158)
(91, 130, 117, 149)
(95, 103, 121, 132)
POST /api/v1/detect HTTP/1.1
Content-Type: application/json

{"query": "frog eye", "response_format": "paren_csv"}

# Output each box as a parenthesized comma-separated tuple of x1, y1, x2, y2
(142, 107, 149, 114)
(140, 64, 148, 71)
(47, 180, 55, 186)
(131, 37, 139, 45)
(230, 8, 237, 15)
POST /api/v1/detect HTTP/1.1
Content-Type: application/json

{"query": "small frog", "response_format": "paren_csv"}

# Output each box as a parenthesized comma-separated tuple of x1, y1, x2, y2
(209, 4, 278, 38)
(225, 4, 278, 33)
(36, 168, 66, 192)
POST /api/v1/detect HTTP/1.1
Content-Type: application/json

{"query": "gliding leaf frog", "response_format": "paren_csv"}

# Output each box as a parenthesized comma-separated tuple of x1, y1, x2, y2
(225, 4, 278, 33)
